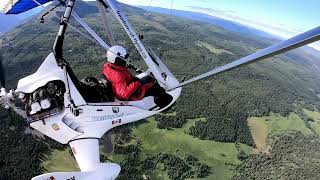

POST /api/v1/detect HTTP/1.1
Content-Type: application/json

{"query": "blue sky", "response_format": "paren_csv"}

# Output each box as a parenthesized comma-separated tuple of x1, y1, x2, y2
(117, 0, 320, 50)
(1, 0, 319, 49)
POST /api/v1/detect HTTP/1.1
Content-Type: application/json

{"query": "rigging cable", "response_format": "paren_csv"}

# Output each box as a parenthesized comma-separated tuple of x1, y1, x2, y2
(72, 0, 112, 49)
(170, 0, 174, 25)
(71, 11, 110, 50)
(96, 0, 116, 46)
(31, 0, 109, 50)
(32, 0, 145, 71)
(146, 0, 153, 13)
(71, 1, 142, 62)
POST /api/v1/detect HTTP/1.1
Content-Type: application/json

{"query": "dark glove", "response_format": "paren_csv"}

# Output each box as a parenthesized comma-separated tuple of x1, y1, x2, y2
(132, 77, 140, 82)
(140, 75, 154, 85)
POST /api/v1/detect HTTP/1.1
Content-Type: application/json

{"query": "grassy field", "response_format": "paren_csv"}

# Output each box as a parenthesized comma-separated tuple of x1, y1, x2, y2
(41, 149, 79, 172)
(41, 111, 320, 179)
(304, 109, 320, 135)
(248, 112, 314, 153)
(41, 117, 253, 179)
(195, 40, 234, 55)
(42, 111, 320, 179)
(247, 117, 268, 151)
(131, 117, 252, 180)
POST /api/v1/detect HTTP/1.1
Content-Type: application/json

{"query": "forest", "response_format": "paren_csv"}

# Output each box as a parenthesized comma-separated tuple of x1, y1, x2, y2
(234, 132, 320, 180)
(0, 108, 50, 180)
(110, 125, 211, 180)
(1, 1, 320, 179)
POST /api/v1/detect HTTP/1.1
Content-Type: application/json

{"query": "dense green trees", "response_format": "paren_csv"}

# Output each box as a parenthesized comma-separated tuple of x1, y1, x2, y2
(140, 152, 211, 179)
(111, 124, 211, 179)
(234, 132, 320, 180)
(140, 153, 211, 179)
(0, 108, 50, 180)
(155, 114, 186, 129)
(135, 6, 320, 147)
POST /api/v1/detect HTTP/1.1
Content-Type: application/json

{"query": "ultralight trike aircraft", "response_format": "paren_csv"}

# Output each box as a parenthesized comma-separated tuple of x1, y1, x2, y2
(1, 0, 320, 179)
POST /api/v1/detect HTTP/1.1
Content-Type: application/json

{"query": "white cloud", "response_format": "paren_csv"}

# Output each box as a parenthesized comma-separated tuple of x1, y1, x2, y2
(94, 1, 320, 51)
(187, 6, 320, 51)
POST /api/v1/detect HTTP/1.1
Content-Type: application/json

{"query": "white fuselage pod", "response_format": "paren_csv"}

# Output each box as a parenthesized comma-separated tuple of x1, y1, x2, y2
(13, 0, 182, 179)
(19, 52, 180, 179)
(16, 53, 181, 144)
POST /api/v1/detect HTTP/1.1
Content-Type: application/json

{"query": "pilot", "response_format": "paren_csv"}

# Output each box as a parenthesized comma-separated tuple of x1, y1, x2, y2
(103, 46, 172, 108)
(103, 45, 154, 101)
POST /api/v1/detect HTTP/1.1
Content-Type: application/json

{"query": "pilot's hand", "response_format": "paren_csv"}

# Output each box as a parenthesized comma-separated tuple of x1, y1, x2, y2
(135, 68, 143, 73)
(132, 77, 140, 82)
(140, 76, 154, 85)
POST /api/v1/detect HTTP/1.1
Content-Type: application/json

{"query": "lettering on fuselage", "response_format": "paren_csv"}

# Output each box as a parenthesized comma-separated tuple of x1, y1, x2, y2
(91, 113, 125, 121)
(116, 11, 148, 59)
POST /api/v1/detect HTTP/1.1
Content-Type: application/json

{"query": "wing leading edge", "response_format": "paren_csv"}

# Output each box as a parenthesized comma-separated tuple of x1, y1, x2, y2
(1, 0, 52, 14)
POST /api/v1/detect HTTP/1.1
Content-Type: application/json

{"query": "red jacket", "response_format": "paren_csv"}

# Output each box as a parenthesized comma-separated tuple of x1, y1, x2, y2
(103, 62, 153, 101)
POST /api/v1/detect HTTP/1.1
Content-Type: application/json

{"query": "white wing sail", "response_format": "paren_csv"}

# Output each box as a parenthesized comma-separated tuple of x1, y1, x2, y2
(0, 0, 52, 14)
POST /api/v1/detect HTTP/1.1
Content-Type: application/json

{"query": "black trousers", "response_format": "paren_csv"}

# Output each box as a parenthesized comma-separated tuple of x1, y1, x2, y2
(144, 83, 173, 108)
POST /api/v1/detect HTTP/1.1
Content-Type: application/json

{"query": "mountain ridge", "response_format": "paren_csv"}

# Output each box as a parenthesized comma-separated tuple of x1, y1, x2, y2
(139, 6, 320, 55)
(0, 7, 43, 36)
(0, 13, 21, 35)
(139, 6, 277, 39)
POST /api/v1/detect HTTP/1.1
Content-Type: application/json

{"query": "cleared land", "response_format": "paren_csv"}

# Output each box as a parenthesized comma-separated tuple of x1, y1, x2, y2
(196, 40, 234, 54)
(132, 117, 252, 180)
(41, 149, 79, 172)
(247, 117, 268, 151)
(42, 117, 253, 180)
(41, 111, 320, 179)
(248, 112, 314, 152)
(304, 109, 320, 135)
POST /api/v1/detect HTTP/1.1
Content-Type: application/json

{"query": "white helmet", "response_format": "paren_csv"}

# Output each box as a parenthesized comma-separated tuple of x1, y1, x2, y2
(106, 46, 128, 63)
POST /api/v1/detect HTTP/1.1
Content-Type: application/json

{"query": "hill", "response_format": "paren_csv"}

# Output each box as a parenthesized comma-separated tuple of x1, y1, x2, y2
(0, 8, 42, 36)
(139, 6, 277, 39)
(0, 13, 21, 35)
(139, 6, 320, 56)
(1, 1, 320, 179)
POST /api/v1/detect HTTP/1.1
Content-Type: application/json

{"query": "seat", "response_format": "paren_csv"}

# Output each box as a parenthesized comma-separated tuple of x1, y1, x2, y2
(100, 74, 115, 101)
(127, 96, 157, 110)
(80, 76, 114, 103)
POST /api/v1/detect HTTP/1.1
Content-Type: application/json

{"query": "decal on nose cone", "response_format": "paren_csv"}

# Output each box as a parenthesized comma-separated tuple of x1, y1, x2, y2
(51, 123, 60, 131)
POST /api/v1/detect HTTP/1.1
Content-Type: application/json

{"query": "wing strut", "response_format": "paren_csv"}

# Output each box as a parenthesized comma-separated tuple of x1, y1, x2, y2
(169, 26, 320, 90)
